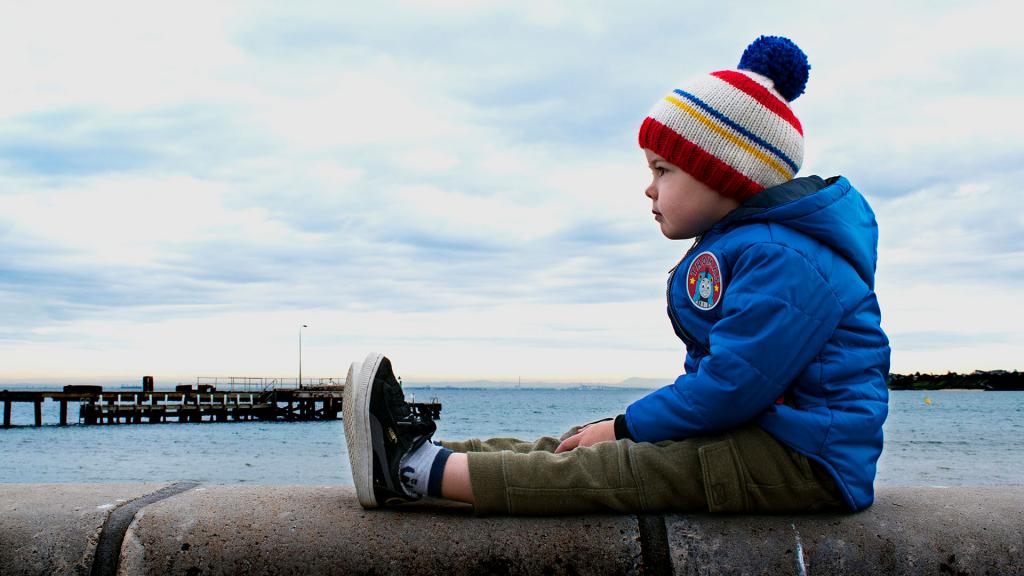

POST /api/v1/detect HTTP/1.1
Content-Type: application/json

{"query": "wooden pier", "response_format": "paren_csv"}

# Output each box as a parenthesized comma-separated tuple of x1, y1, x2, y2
(0, 385, 441, 428)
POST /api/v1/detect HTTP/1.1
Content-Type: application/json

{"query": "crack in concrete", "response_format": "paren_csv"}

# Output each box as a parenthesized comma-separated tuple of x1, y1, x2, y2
(792, 522, 808, 576)
(637, 514, 671, 574)
(89, 482, 199, 576)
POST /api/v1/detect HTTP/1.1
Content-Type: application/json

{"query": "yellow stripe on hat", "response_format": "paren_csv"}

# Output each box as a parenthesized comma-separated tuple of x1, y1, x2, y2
(664, 95, 794, 180)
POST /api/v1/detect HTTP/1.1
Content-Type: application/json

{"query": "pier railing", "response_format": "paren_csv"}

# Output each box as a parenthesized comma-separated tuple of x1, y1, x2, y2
(194, 376, 344, 392)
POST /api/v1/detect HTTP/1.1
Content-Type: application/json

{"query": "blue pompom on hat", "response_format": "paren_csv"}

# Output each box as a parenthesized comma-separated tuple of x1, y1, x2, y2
(738, 35, 811, 102)
(639, 36, 812, 201)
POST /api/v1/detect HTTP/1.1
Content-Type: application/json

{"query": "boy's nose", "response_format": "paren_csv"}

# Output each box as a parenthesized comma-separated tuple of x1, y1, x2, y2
(645, 183, 656, 200)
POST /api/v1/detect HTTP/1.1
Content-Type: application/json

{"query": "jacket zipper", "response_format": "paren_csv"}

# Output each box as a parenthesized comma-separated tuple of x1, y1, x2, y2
(666, 236, 711, 357)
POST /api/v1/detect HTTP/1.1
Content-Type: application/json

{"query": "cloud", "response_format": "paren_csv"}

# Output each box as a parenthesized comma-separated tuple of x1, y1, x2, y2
(0, 0, 1021, 381)
(874, 173, 1024, 287)
(0, 105, 265, 178)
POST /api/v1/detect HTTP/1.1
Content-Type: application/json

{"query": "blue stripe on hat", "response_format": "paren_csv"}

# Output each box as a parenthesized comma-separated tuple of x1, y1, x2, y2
(672, 88, 800, 175)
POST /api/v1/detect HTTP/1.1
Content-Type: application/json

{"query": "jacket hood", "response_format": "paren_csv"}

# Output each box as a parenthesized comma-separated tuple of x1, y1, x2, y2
(715, 175, 879, 289)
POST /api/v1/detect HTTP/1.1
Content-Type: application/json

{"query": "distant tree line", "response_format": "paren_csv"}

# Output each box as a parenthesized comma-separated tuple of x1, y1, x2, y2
(887, 370, 1023, 391)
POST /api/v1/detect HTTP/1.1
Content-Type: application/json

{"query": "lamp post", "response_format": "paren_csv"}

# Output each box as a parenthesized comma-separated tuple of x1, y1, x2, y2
(299, 324, 308, 389)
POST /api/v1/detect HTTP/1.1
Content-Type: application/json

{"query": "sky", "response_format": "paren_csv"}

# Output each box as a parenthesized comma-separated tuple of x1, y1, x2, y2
(1, 0, 1021, 386)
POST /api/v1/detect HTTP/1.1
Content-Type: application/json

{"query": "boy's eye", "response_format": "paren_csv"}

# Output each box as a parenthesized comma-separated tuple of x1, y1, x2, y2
(654, 166, 667, 176)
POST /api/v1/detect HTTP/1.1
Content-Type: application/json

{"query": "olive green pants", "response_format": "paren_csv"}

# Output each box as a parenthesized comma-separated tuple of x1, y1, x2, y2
(441, 423, 845, 516)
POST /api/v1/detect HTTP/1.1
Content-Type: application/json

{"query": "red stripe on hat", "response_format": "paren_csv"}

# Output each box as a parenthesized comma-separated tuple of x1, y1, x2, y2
(639, 117, 763, 202)
(711, 70, 803, 136)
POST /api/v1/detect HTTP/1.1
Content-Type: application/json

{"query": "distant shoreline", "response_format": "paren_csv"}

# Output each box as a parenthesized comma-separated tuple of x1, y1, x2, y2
(2, 371, 1022, 392)
(887, 370, 1023, 391)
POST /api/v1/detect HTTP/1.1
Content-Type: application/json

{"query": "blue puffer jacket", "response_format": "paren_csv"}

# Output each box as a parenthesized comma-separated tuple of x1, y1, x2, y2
(624, 175, 890, 511)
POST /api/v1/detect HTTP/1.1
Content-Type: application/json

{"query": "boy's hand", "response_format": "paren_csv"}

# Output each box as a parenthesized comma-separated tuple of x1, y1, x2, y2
(554, 419, 616, 453)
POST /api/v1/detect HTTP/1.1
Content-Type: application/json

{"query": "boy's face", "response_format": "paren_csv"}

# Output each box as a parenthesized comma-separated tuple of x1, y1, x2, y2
(644, 149, 740, 240)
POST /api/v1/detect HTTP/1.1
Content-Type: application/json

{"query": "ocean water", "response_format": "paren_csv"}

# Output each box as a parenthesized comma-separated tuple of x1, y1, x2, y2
(1, 388, 1022, 486)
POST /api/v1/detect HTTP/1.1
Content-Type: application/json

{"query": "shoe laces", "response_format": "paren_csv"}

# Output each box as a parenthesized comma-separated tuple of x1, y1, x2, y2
(383, 373, 435, 432)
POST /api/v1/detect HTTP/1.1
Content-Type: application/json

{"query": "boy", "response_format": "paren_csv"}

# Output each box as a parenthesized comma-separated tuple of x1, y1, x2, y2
(343, 36, 890, 515)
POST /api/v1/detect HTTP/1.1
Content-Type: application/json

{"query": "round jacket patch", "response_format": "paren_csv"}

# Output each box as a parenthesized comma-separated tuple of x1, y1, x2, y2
(687, 251, 722, 310)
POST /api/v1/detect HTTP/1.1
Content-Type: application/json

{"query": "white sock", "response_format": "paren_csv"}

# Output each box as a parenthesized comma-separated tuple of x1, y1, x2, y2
(398, 441, 452, 497)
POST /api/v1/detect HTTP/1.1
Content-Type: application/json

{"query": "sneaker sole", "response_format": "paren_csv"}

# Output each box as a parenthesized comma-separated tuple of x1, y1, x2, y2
(343, 352, 383, 509)
(342, 359, 361, 471)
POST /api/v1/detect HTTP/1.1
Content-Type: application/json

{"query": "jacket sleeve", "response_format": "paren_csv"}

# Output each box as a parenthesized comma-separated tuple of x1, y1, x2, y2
(625, 242, 844, 442)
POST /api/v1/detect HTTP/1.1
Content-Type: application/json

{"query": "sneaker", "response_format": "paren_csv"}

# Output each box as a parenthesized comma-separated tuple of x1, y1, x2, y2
(343, 352, 437, 508)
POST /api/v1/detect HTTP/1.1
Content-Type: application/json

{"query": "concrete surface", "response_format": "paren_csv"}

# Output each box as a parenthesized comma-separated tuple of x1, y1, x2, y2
(665, 486, 1024, 576)
(0, 483, 167, 576)
(121, 485, 643, 575)
(0, 484, 1021, 575)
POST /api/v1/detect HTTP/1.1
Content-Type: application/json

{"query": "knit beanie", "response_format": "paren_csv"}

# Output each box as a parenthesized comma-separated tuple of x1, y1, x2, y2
(638, 35, 810, 202)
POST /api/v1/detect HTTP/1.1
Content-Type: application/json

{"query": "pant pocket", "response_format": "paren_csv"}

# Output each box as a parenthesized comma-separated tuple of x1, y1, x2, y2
(698, 439, 750, 513)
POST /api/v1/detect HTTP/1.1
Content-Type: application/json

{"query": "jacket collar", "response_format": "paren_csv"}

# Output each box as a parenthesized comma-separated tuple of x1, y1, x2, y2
(713, 175, 839, 231)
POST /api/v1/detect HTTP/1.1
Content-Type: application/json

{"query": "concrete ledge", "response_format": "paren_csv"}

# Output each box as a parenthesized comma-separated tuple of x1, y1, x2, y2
(123, 486, 641, 575)
(1, 485, 1021, 575)
(0, 483, 168, 576)
(665, 487, 1024, 575)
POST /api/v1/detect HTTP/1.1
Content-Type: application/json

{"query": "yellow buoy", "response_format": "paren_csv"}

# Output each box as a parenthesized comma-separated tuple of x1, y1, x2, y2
(924, 396, 932, 406)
